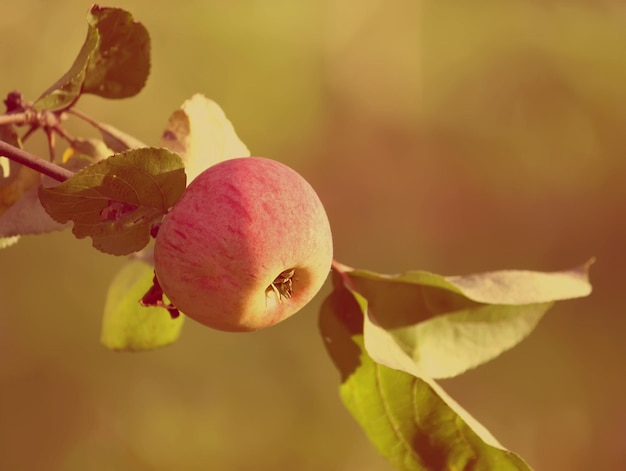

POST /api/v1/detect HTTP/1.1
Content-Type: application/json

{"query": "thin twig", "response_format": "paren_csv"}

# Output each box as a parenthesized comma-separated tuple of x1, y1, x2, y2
(0, 139, 74, 182)
(52, 124, 75, 145)
(21, 124, 39, 142)
(45, 128, 56, 162)
(0, 112, 29, 126)
(66, 108, 100, 128)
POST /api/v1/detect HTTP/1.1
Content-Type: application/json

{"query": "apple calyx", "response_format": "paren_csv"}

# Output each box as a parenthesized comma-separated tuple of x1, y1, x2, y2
(267, 268, 296, 300)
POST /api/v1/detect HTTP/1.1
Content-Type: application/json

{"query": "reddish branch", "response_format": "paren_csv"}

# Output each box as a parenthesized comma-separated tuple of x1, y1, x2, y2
(0, 90, 75, 182)
(0, 139, 74, 182)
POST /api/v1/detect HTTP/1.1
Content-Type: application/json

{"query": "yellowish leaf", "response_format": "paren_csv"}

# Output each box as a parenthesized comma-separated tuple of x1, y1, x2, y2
(160, 93, 250, 183)
(102, 259, 184, 351)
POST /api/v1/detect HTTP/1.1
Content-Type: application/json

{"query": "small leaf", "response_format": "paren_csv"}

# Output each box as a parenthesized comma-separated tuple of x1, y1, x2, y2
(0, 164, 40, 215)
(94, 121, 147, 152)
(34, 26, 98, 110)
(62, 138, 113, 165)
(0, 236, 19, 249)
(38, 147, 186, 256)
(339, 262, 593, 379)
(0, 125, 39, 216)
(34, 6, 150, 110)
(160, 94, 250, 183)
(0, 125, 67, 240)
(0, 156, 10, 177)
(320, 271, 532, 471)
(69, 110, 148, 151)
(102, 259, 184, 351)
(0, 185, 69, 238)
(82, 5, 150, 99)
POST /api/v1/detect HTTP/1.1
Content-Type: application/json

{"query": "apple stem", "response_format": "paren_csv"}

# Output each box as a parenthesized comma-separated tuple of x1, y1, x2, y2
(331, 259, 353, 273)
(140, 274, 180, 319)
(0, 139, 74, 182)
(331, 259, 360, 291)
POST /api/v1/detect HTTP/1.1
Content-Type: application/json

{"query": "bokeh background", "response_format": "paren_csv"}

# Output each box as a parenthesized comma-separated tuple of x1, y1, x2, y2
(1, 1, 625, 469)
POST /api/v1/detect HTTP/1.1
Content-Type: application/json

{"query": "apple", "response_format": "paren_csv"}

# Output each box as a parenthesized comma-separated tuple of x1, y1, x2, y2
(153, 156, 333, 332)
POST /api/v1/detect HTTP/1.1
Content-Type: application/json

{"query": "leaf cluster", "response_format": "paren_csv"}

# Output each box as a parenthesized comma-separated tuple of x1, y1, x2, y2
(35, 5, 150, 111)
(0, 5, 155, 248)
(320, 261, 593, 470)
(39, 148, 185, 255)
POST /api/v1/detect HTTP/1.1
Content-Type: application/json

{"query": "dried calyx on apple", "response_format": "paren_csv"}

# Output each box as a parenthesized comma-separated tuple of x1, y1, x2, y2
(153, 157, 333, 332)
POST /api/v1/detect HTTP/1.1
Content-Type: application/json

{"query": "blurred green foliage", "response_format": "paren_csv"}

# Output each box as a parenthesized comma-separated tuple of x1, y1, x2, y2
(1, 1, 624, 470)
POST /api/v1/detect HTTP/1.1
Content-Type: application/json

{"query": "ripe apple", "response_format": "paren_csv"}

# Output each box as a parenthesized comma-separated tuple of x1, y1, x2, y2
(153, 156, 333, 332)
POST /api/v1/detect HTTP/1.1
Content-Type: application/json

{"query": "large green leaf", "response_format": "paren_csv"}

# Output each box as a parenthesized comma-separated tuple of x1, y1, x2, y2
(35, 5, 150, 110)
(102, 259, 184, 351)
(38, 148, 186, 256)
(320, 270, 531, 471)
(339, 261, 593, 378)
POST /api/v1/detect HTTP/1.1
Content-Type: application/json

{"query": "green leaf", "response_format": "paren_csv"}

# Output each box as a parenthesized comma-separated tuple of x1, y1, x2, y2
(34, 25, 98, 110)
(38, 147, 186, 256)
(102, 259, 184, 351)
(35, 6, 150, 110)
(160, 94, 250, 183)
(320, 271, 532, 471)
(82, 5, 150, 99)
(339, 261, 593, 378)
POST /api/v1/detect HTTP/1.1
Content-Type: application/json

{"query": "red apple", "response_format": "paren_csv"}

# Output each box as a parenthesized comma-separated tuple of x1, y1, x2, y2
(153, 157, 333, 332)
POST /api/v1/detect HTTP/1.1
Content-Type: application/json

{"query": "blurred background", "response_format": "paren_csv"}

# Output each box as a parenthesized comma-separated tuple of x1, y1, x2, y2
(1, 1, 625, 469)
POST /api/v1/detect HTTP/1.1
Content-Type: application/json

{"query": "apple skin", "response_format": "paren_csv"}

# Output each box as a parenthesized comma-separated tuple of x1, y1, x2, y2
(153, 156, 333, 332)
